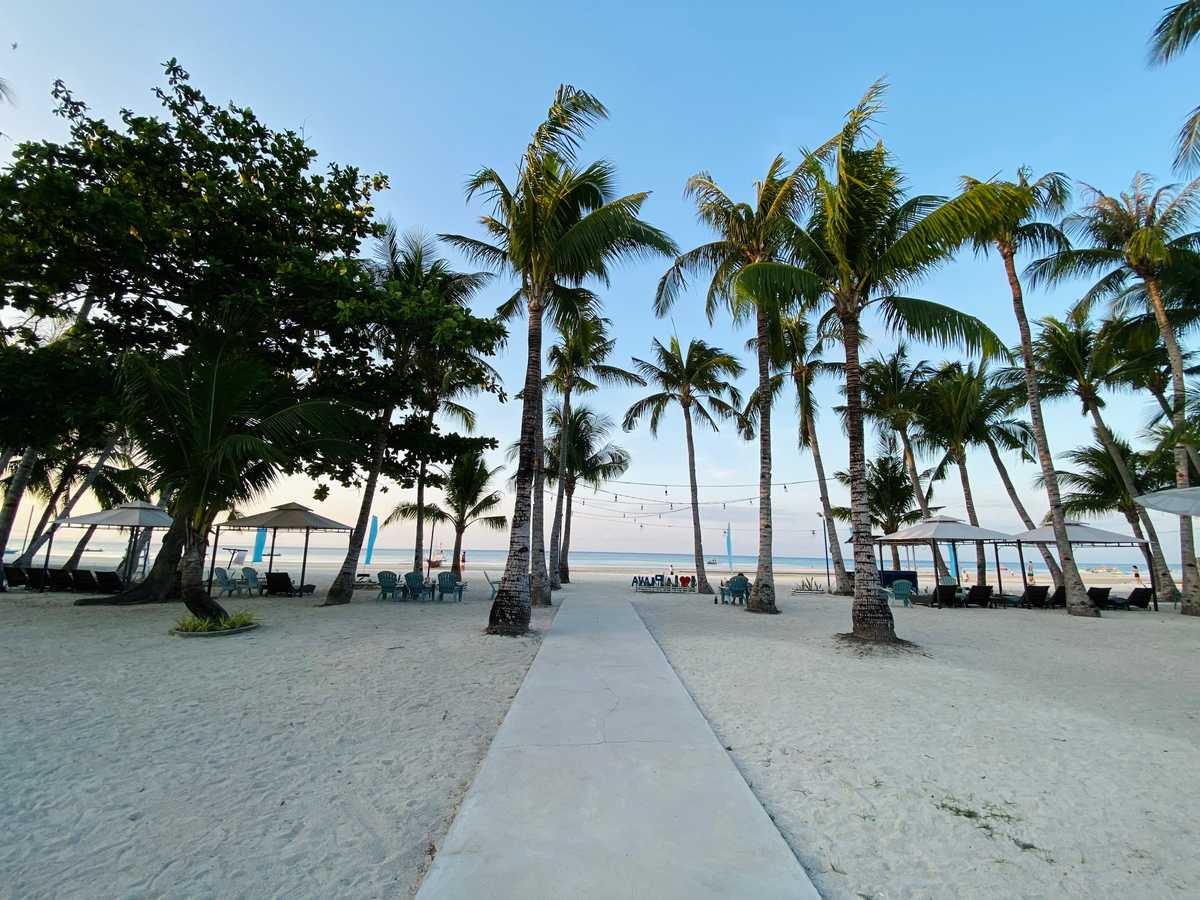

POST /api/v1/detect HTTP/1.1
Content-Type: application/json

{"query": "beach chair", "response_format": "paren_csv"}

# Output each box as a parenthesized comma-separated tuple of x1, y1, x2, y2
(1020, 585, 1050, 609)
(1125, 587, 1153, 609)
(3, 565, 29, 590)
(241, 567, 266, 595)
(891, 579, 914, 607)
(965, 585, 993, 607)
(266, 572, 313, 597)
(404, 571, 433, 603)
(484, 571, 498, 602)
(1048, 585, 1066, 608)
(70, 570, 101, 593)
(720, 575, 750, 606)
(213, 567, 244, 598)
(26, 568, 50, 591)
(437, 571, 465, 602)
(376, 570, 400, 601)
(933, 584, 959, 608)
(1086, 586, 1112, 609)
(96, 571, 124, 593)
(48, 568, 74, 591)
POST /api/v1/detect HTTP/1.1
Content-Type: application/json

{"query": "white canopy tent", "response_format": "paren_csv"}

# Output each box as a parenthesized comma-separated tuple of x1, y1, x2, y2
(55, 502, 174, 585)
(1009, 521, 1154, 608)
(877, 516, 1014, 594)
(1134, 487, 1200, 517)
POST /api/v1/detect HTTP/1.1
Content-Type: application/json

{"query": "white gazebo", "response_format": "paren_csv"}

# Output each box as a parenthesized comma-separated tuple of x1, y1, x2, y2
(877, 516, 1014, 593)
(1009, 521, 1153, 607)
(55, 501, 174, 585)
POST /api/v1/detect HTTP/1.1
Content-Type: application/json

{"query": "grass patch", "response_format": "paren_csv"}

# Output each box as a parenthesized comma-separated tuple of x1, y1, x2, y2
(174, 611, 257, 633)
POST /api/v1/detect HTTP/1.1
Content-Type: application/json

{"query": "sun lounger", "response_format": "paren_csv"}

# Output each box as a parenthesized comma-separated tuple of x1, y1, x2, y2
(96, 571, 124, 593)
(1125, 587, 1153, 609)
(1020, 585, 1050, 608)
(965, 585, 993, 607)
(933, 584, 959, 608)
(1086, 586, 1112, 609)
(1049, 585, 1066, 608)
(3, 565, 29, 590)
(26, 568, 49, 591)
(70, 570, 101, 593)
(266, 572, 313, 597)
(48, 568, 74, 591)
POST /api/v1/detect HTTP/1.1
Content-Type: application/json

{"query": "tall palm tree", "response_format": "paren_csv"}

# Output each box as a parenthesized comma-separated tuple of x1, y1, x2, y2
(546, 403, 631, 578)
(544, 316, 643, 589)
(734, 82, 1011, 640)
(832, 435, 925, 569)
(623, 337, 743, 595)
(1149, 1, 1200, 169)
(1029, 174, 1200, 613)
(656, 155, 811, 614)
(445, 86, 676, 634)
(960, 168, 1088, 605)
(1032, 311, 1179, 603)
(385, 448, 507, 581)
(1040, 435, 1174, 577)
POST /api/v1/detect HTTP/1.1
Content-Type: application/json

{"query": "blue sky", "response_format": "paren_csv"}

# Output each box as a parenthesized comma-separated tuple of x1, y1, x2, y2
(4, 1, 1195, 561)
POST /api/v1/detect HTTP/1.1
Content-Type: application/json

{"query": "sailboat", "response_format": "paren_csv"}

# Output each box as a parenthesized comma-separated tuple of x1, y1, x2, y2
(426, 548, 445, 569)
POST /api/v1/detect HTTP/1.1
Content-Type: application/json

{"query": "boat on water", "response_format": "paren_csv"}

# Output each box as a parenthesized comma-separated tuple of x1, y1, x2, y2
(426, 551, 445, 569)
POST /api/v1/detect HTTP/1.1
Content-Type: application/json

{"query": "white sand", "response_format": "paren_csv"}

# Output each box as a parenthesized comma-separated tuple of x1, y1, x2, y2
(631, 575, 1200, 899)
(0, 587, 550, 899)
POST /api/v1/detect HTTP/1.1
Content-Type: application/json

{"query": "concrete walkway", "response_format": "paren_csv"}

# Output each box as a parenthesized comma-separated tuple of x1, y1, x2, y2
(416, 589, 820, 899)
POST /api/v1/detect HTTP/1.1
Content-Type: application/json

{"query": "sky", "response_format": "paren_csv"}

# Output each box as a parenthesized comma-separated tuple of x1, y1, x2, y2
(3, 0, 1196, 562)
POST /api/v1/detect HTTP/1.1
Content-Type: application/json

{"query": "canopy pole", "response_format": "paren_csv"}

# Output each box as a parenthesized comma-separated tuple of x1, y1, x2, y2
(268, 528, 278, 574)
(994, 543, 1004, 604)
(300, 528, 311, 594)
(1017, 541, 1028, 593)
(206, 525, 221, 597)
(1149, 559, 1159, 612)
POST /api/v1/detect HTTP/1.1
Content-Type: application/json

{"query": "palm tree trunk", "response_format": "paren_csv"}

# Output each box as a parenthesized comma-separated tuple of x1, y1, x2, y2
(413, 460, 426, 575)
(842, 312, 896, 641)
(530, 374, 551, 608)
(1143, 277, 1200, 614)
(1000, 244, 1092, 614)
(807, 416, 852, 594)
(180, 519, 228, 621)
(984, 437, 1062, 586)
(451, 525, 465, 581)
(682, 403, 713, 594)
(63, 524, 98, 571)
(0, 446, 38, 588)
(747, 305, 777, 613)
(956, 456, 987, 584)
(325, 406, 393, 606)
(1088, 403, 1178, 602)
(95, 514, 185, 606)
(548, 386, 571, 591)
(897, 428, 948, 576)
(1122, 506, 1156, 575)
(14, 464, 76, 568)
(561, 483, 574, 584)
(0, 449, 14, 477)
(489, 301, 541, 634)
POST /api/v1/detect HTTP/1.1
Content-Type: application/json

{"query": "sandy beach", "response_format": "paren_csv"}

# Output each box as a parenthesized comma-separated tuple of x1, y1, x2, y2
(0, 585, 550, 899)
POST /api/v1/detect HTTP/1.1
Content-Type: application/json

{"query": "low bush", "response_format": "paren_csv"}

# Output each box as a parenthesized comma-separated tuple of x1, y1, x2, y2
(174, 611, 257, 633)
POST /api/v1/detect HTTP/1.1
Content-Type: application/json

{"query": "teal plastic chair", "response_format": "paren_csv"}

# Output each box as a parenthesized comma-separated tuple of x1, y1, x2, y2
(891, 579, 914, 607)
(213, 567, 244, 598)
(720, 575, 750, 605)
(437, 571, 465, 602)
(376, 570, 399, 601)
(404, 571, 432, 602)
(241, 567, 265, 595)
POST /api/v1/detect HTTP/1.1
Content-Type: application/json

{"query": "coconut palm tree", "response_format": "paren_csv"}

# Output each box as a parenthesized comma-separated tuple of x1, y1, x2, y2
(733, 82, 1012, 640)
(1149, 1, 1200, 169)
(832, 435, 925, 569)
(1028, 174, 1200, 613)
(546, 403, 631, 578)
(960, 168, 1089, 605)
(444, 86, 676, 634)
(544, 316, 643, 589)
(385, 448, 507, 581)
(623, 338, 743, 595)
(1032, 311, 1179, 604)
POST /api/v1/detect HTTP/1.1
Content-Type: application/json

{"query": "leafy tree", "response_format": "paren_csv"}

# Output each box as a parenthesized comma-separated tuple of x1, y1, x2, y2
(385, 448, 507, 580)
(832, 435, 925, 569)
(444, 86, 675, 634)
(623, 337, 743, 595)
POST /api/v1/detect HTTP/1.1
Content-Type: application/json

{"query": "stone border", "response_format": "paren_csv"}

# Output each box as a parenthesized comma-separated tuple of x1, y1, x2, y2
(172, 623, 260, 638)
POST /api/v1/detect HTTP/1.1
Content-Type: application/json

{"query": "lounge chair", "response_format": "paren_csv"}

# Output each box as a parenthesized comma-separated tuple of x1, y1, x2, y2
(1125, 587, 1153, 609)
(719, 575, 750, 605)
(1049, 585, 1066, 608)
(3, 565, 29, 590)
(48, 568, 74, 591)
(437, 571, 465, 602)
(26, 568, 49, 591)
(70, 570, 101, 593)
(891, 579, 914, 607)
(1086, 586, 1112, 609)
(933, 584, 959, 608)
(376, 570, 400, 601)
(1020, 585, 1050, 609)
(965, 585, 993, 607)
(241, 567, 266, 596)
(213, 567, 244, 598)
(483, 571, 498, 602)
(96, 571, 124, 593)
(266, 572, 313, 597)
(404, 571, 433, 603)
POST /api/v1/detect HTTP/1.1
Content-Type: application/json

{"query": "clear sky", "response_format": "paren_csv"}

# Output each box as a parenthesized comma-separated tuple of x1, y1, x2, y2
(4, 1, 1195, 562)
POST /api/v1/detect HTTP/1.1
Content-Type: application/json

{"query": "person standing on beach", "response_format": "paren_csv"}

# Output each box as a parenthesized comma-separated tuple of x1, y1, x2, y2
(1133, 564, 1143, 587)
(1027, 561, 1036, 584)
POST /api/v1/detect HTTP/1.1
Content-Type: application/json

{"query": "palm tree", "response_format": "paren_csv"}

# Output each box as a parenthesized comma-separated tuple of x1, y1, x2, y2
(1040, 435, 1174, 578)
(623, 338, 743, 594)
(385, 448, 507, 581)
(444, 86, 676, 635)
(118, 347, 346, 621)
(544, 316, 643, 589)
(546, 403, 631, 578)
(734, 82, 1011, 640)
(1029, 174, 1200, 613)
(656, 155, 812, 614)
(960, 168, 1089, 605)
(1149, 2, 1200, 169)
(1032, 311, 1179, 603)
(832, 435, 925, 569)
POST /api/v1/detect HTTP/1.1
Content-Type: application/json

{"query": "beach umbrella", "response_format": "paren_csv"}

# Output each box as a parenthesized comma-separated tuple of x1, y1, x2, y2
(252, 527, 267, 562)
(56, 501, 174, 586)
(365, 515, 379, 566)
(725, 523, 733, 574)
(211, 502, 351, 596)
(1134, 487, 1200, 517)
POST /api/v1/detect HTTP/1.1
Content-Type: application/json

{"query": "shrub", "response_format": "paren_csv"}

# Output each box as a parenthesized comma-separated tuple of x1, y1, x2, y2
(174, 611, 257, 633)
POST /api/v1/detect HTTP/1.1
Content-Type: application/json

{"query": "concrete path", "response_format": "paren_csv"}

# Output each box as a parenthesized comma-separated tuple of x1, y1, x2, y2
(416, 589, 820, 899)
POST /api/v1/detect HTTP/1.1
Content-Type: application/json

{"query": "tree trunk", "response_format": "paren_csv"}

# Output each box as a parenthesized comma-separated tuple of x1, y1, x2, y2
(530, 370, 551, 608)
(88, 514, 185, 605)
(807, 414, 852, 594)
(897, 428, 948, 576)
(1089, 403, 1177, 603)
(1143, 276, 1200, 614)
(413, 460, 426, 575)
(747, 304, 777, 613)
(489, 300, 541, 634)
(956, 456, 988, 584)
(1000, 244, 1093, 615)
(179, 521, 228, 621)
(561, 483, 574, 584)
(324, 406, 392, 606)
(682, 403, 713, 594)
(15, 476, 72, 568)
(63, 524, 98, 571)
(548, 386, 572, 591)
(1122, 507, 1157, 575)
(843, 312, 896, 640)
(0, 447, 38, 587)
(451, 525, 465, 581)
(984, 437, 1062, 586)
